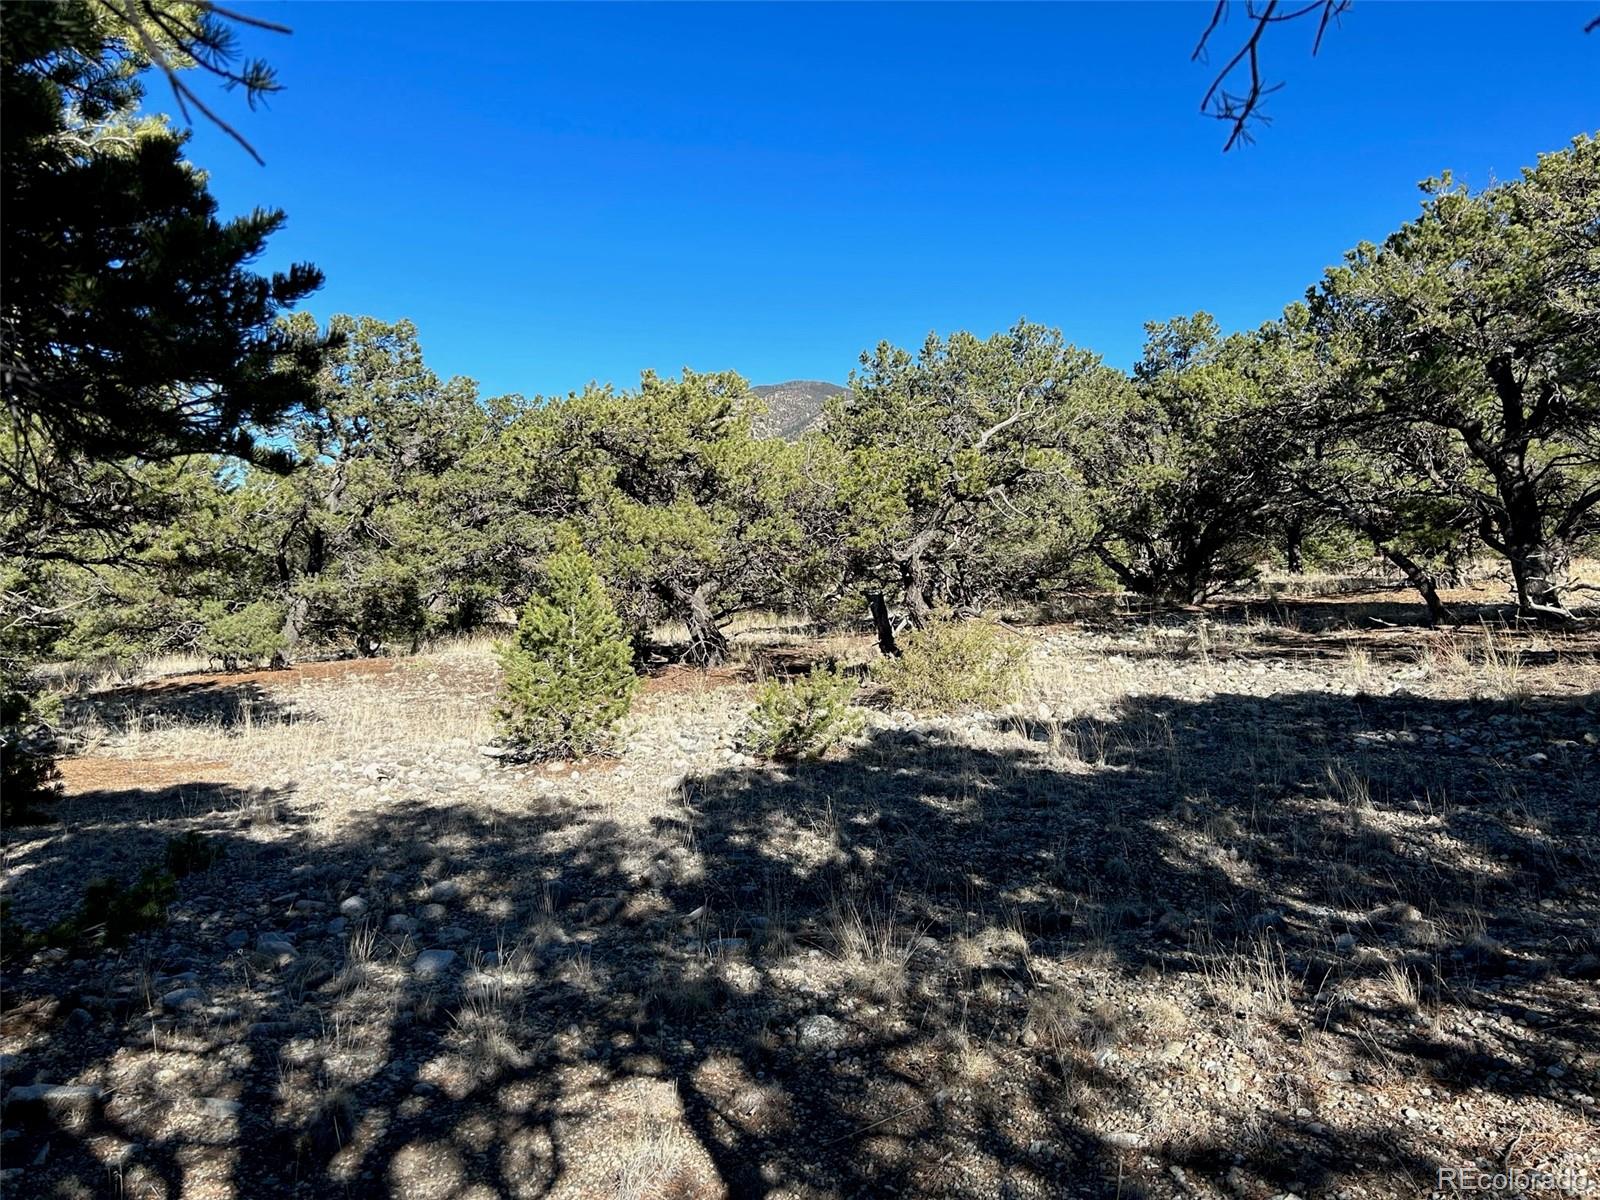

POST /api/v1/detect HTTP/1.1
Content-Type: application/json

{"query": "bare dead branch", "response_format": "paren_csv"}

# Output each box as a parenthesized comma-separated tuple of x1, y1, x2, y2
(1194, 0, 1351, 151)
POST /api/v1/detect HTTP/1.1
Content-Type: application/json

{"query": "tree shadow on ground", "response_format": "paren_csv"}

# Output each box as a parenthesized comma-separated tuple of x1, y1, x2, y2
(3, 686, 1596, 1197)
(59, 679, 299, 738)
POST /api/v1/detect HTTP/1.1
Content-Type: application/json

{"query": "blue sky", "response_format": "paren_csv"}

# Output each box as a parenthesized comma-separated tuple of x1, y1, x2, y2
(179, 2, 1597, 398)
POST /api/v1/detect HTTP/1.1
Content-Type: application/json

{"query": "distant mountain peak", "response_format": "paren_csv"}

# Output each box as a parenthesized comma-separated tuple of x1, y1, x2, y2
(750, 380, 846, 439)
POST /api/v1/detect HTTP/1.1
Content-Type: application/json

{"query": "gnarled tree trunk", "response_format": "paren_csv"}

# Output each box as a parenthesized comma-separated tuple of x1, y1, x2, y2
(1284, 516, 1305, 574)
(664, 581, 729, 667)
(898, 530, 938, 630)
(1374, 542, 1453, 626)
(1494, 493, 1570, 622)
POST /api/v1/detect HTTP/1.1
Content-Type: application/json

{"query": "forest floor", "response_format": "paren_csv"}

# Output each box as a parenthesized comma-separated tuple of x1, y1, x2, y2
(3, 587, 1598, 1199)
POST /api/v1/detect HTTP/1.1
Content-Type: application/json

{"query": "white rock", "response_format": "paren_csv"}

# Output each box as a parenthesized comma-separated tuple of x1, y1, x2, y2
(796, 1014, 845, 1051)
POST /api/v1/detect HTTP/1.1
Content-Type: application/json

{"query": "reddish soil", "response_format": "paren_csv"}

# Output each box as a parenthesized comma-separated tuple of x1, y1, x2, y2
(134, 657, 400, 695)
(57, 756, 237, 797)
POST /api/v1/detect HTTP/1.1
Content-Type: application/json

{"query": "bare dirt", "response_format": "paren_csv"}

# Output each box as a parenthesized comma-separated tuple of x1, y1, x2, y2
(3, 601, 1597, 1199)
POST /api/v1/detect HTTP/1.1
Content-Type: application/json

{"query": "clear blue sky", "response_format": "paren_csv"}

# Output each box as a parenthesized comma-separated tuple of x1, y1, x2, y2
(179, 2, 1597, 398)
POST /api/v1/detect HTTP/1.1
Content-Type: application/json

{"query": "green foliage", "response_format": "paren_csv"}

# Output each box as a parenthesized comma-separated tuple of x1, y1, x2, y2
(496, 542, 638, 758)
(1076, 313, 1280, 602)
(1299, 135, 1600, 618)
(875, 618, 1027, 714)
(0, 688, 62, 826)
(738, 664, 864, 760)
(2, 833, 218, 963)
(268, 315, 502, 654)
(15, 867, 176, 959)
(59, 867, 178, 950)
(199, 600, 287, 670)
(510, 369, 813, 665)
(827, 322, 1113, 624)
(1, 0, 330, 568)
(1, 557, 64, 824)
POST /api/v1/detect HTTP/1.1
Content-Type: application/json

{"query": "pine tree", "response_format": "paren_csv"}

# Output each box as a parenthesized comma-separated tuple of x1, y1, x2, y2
(495, 542, 637, 758)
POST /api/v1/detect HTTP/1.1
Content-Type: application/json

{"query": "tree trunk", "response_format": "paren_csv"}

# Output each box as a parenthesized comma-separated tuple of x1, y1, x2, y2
(1498, 491, 1571, 622)
(280, 593, 310, 658)
(867, 592, 900, 656)
(897, 526, 951, 630)
(902, 565, 933, 630)
(1284, 518, 1305, 574)
(1373, 542, 1453, 626)
(899, 531, 937, 630)
(1462, 365, 1572, 623)
(1313, 489, 1453, 625)
(666, 581, 729, 667)
(1092, 544, 1145, 596)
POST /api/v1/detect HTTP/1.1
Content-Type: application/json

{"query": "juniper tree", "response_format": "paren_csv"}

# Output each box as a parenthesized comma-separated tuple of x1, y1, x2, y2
(264, 316, 494, 655)
(1255, 311, 1475, 623)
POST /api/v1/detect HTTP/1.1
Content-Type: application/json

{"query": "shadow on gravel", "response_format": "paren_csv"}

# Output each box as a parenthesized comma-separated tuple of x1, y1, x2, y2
(2, 686, 1596, 1198)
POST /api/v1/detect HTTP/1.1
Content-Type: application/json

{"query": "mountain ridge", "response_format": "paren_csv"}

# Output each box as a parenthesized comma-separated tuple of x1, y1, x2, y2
(750, 379, 845, 440)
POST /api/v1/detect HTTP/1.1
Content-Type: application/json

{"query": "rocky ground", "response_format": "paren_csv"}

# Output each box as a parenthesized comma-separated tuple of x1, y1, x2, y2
(2, 599, 1598, 1199)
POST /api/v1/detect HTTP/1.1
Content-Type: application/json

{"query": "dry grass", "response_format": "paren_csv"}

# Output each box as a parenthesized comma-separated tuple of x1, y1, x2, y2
(64, 667, 493, 780)
(829, 894, 919, 1002)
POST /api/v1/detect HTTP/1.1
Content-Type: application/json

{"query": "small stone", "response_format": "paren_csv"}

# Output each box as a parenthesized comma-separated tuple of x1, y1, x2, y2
(419, 903, 448, 922)
(385, 915, 419, 935)
(338, 897, 368, 918)
(423, 880, 461, 903)
(412, 949, 458, 979)
(161, 988, 205, 1012)
(254, 935, 297, 962)
(1326, 1069, 1353, 1083)
(224, 930, 249, 949)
